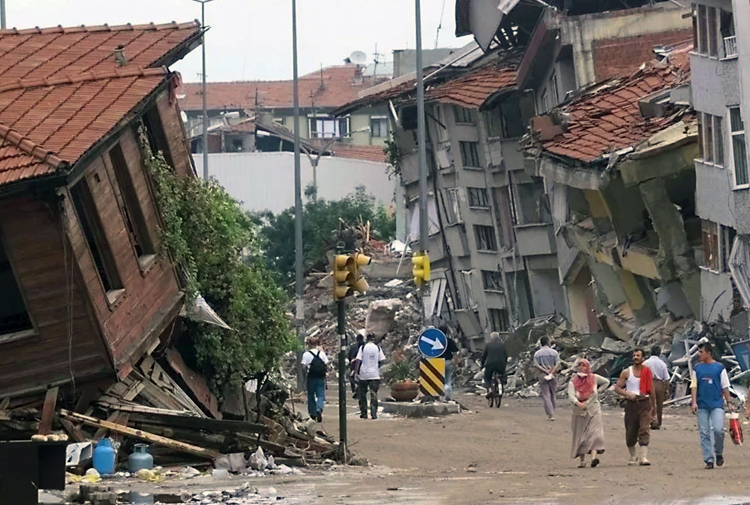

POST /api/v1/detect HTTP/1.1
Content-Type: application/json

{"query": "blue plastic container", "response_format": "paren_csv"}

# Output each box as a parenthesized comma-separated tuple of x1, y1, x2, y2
(93, 438, 116, 475)
(128, 444, 154, 473)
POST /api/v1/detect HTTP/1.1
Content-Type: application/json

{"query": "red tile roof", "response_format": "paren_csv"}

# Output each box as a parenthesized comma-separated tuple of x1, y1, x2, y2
(536, 55, 690, 164)
(0, 22, 201, 187)
(334, 55, 520, 116)
(329, 143, 387, 164)
(178, 66, 388, 112)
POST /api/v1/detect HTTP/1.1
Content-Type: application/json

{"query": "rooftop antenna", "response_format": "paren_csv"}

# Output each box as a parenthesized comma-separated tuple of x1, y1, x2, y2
(436, 0, 447, 49)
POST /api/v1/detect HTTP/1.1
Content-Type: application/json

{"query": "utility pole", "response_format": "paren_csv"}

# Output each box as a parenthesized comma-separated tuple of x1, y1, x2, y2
(292, 0, 306, 392)
(193, 0, 214, 180)
(0, 0, 6, 30)
(415, 0, 431, 322)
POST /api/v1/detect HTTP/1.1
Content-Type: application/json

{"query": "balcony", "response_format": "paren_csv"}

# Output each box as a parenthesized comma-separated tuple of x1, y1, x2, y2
(514, 223, 556, 257)
(724, 36, 738, 58)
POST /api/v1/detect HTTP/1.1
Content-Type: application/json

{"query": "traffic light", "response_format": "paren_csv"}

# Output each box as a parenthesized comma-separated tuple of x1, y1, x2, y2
(348, 252, 372, 294)
(412, 251, 430, 286)
(333, 254, 354, 300)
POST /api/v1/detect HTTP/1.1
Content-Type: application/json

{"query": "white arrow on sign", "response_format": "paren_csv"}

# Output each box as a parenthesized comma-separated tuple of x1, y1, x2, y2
(420, 335, 445, 351)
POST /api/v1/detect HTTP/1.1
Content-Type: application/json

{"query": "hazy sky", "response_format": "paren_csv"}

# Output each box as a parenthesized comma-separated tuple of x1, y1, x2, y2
(12, 1, 466, 83)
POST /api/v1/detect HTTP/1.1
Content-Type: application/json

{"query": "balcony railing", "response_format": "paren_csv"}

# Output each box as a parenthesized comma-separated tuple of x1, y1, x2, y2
(724, 36, 738, 58)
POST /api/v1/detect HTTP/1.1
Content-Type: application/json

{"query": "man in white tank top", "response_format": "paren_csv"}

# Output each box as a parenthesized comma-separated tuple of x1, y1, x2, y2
(614, 348, 654, 466)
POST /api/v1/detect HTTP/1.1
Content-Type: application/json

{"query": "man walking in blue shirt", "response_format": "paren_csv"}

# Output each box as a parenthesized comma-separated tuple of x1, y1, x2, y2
(691, 342, 734, 469)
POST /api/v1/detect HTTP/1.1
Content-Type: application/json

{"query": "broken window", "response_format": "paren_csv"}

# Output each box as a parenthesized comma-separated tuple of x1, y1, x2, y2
(142, 107, 174, 168)
(730, 107, 749, 187)
(468, 187, 490, 208)
(310, 117, 349, 138)
(0, 238, 33, 339)
(540, 89, 549, 114)
(493, 186, 516, 250)
(489, 308, 510, 332)
(549, 72, 559, 107)
(435, 105, 448, 142)
(483, 109, 503, 138)
(459, 141, 481, 168)
(442, 188, 462, 225)
(702, 221, 736, 272)
(109, 143, 155, 260)
(474, 225, 498, 251)
(370, 117, 388, 138)
(453, 105, 473, 124)
(482, 270, 503, 292)
(514, 181, 552, 225)
(71, 179, 123, 294)
(499, 94, 534, 139)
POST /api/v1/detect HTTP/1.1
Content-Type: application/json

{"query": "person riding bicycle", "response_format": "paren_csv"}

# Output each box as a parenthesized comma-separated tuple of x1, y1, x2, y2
(481, 332, 508, 394)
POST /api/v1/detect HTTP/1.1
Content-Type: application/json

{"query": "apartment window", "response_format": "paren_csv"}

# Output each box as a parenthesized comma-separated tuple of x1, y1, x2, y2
(483, 110, 503, 138)
(489, 308, 510, 332)
(453, 104, 473, 124)
(474, 225, 498, 251)
(482, 270, 503, 292)
(109, 143, 155, 259)
(435, 105, 448, 141)
(549, 72, 559, 107)
(310, 117, 349, 138)
(696, 5, 720, 57)
(443, 188, 462, 225)
(459, 141, 481, 168)
(715, 115, 725, 166)
(0, 239, 33, 339)
(468, 187, 490, 208)
(540, 89, 549, 113)
(500, 94, 534, 139)
(71, 180, 123, 293)
(721, 10, 736, 58)
(704, 112, 714, 163)
(730, 107, 749, 187)
(702, 221, 736, 272)
(371, 117, 388, 138)
(142, 107, 173, 167)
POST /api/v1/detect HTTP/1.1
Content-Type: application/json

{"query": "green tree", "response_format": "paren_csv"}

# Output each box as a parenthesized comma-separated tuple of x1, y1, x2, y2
(257, 185, 396, 284)
(139, 127, 297, 396)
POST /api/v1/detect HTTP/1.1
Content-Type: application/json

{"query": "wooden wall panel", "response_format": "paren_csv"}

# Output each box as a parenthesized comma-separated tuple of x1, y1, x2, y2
(156, 89, 195, 179)
(0, 197, 111, 396)
(65, 96, 183, 373)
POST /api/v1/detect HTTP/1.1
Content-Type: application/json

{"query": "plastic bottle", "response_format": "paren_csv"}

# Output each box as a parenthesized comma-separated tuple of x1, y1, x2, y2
(92, 438, 116, 475)
(128, 444, 154, 473)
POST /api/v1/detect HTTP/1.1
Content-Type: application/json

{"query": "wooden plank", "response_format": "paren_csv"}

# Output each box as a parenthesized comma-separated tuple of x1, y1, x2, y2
(60, 410, 220, 459)
(38, 387, 59, 435)
(60, 419, 87, 443)
(127, 412, 265, 435)
(96, 399, 193, 416)
(164, 348, 221, 419)
(94, 411, 123, 440)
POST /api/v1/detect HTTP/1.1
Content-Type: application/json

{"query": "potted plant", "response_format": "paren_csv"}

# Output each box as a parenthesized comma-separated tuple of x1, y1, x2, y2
(385, 352, 419, 402)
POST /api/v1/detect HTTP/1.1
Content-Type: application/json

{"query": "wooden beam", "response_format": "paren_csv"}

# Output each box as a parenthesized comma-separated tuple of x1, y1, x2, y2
(127, 412, 265, 435)
(38, 387, 59, 435)
(60, 419, 87, 443)
(60, 410, 219, 460)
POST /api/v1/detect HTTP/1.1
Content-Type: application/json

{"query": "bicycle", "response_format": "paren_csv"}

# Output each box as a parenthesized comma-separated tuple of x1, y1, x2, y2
(487, 370, 504, 408)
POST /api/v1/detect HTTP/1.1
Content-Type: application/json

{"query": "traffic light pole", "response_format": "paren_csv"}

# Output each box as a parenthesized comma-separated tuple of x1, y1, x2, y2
(337, 297, 348, 460)
(415, 0, 431, 323)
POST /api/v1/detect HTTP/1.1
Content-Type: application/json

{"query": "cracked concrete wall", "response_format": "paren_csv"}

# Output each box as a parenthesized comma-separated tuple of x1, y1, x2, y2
(638, 178, 701, 316)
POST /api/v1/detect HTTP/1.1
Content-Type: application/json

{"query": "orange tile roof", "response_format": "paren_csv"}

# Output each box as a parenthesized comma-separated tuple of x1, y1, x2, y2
(0, 21, 201, 187)
(536, 55, 690, 164)
(178, 66, 388, 112)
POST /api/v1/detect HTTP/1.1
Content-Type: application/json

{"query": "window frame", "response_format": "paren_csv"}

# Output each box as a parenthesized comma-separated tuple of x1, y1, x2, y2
(0, 233, 36, 344)
(452, 104, 474, 124)
(489, 308, 510, 332)
(108, 143, 156, 265)
(474, 224, 498, 252)
(309, 116, 350, 139)
(70, 178, 124, 298)
(728, 106, 749, 189)
(482, 270, 504, 292)
(459, 141, 482, 169)
(699, 112, 725, 167)
(483, 109, 503, 139)
(370, 116, 388, 138)
(701, 220, 736, 273)
(467, 187, 490, 208)
(442, 187, 462, 225)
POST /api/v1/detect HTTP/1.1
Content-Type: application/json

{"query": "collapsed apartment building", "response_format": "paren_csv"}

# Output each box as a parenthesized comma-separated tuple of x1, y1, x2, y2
(335, 1, 693, 349)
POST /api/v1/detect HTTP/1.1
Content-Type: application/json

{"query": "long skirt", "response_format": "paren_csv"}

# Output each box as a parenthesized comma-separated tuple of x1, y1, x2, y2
(571, 411, 606, 459)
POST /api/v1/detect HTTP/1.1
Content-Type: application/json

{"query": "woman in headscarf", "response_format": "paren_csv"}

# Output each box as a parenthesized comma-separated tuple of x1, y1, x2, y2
(568, 359, 610, 467)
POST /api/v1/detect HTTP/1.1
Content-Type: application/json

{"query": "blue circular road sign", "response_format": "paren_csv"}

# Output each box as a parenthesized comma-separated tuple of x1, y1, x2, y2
(418, 327, 447, 358)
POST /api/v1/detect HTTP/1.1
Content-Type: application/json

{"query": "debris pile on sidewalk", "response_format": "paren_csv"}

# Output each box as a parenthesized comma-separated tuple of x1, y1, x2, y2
(0, 348, 346, 480)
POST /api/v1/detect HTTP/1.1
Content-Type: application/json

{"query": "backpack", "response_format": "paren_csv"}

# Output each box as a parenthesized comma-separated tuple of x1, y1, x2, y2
(308, 350, 327, 379)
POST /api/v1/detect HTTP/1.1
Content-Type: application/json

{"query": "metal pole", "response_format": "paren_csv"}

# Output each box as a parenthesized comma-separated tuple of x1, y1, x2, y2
(0, 0, 6, 30)
(292, 0, 306, 392)
(201, 1, 209, 180)
(337, 298, 348, 458)
(415, 0, 431, 322)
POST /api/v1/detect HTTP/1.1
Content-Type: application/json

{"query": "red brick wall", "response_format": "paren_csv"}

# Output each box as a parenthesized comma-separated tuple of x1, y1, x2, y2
(592, 29, 693, 81)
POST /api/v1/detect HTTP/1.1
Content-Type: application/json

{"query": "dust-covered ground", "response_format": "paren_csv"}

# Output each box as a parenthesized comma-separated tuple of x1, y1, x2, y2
(60, 391, 750, 505)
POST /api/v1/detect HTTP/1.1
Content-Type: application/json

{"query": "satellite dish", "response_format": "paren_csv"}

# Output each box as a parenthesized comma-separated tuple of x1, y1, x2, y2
(349, 51, 368, 65)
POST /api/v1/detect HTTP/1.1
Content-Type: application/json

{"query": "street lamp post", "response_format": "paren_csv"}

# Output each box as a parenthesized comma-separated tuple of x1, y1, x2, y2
(415, 0, 430, 322)
(0, 0, 6, 30)
(193, 0, 214, 181)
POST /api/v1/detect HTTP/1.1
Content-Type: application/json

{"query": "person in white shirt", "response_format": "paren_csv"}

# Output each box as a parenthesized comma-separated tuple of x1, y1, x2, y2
(355, 334, 386, 419)
(644, 345, 670, 429)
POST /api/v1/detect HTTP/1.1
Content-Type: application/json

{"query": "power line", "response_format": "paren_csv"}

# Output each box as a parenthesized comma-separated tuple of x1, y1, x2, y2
(435, 0, 448, 49)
